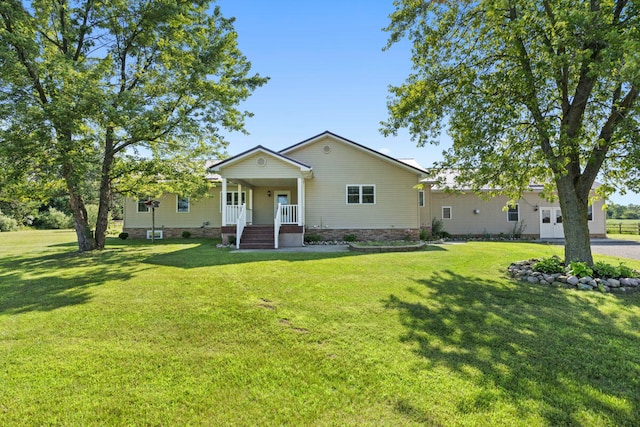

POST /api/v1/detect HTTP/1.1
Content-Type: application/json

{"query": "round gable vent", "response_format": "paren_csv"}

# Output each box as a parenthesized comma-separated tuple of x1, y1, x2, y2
(256, 157, 267, 167)
(322, 145, 331, 154)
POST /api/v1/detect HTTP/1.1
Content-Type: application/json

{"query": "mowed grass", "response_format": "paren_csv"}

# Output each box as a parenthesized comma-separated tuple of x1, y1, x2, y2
(1, 231, 640, 426)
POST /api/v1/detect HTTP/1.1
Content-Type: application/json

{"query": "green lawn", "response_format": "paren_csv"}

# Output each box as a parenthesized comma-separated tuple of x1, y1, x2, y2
(1, 230, 640, 426)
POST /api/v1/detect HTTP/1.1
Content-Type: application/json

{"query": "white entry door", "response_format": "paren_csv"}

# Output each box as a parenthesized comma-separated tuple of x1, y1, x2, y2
(274, 191, 291, 221)
(540, 207, 564, 238)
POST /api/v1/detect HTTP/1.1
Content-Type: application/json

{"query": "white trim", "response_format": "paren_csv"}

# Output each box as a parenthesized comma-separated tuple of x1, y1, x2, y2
(176, 195, 190, 213)
(137, 197, 150, 213)
(507, 204, 519, 222)
(419, 190, 425, 207)
(346, 184, 376, 205)
(442, 206, 452, 220)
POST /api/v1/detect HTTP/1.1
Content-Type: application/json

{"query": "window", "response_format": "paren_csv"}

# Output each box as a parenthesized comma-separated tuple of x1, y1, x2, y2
(137, 197, 150, 213)
(587, 205, 593, 221)
(346, 185, 375, 205)
(220, 191, 246, 211)
(177, 196, 190, 213)
(419, 190, 425, 207)
(442, 206, 452, 220)
(507, 204, 519, 222)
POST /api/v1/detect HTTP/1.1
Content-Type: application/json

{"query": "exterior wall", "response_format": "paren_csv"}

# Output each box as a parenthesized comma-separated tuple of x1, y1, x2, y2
(123, 226, 221, 239)
(123, 188, 222, 230)
(429, 191, 606, 237)
(221, 152, 303, 179)
(252, 186, 297, 224)
(285, 135, 423, 230)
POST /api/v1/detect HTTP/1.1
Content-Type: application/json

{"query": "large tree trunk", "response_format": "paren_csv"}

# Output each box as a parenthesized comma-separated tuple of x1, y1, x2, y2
(68, 185, 95, 252)
(94, 136, 115, 250)
(556, 174, 593, 264)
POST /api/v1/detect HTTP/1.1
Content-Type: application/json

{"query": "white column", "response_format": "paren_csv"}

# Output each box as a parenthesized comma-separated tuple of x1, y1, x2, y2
(298, 177, 304, 226)
(221, 178, 227, 226)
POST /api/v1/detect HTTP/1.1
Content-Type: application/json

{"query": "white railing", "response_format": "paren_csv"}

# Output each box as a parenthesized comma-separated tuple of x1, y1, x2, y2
(236, 204, 246, 249)
(274, 203, 282, 249)
(279, 204, 298, 224)
(226, 205, 241, 225)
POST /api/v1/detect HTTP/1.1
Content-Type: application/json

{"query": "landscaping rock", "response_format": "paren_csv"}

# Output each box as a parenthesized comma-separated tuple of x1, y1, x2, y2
(579, 276, 593, 284)
(607, 278, 621, 288)
(527, 276, 540, 284)
(578, 283, 593, 290)
(567, 276, 580, 286)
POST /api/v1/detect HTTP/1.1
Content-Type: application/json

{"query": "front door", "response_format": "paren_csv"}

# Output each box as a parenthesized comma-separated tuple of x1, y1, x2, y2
(540, 207, 564, 238)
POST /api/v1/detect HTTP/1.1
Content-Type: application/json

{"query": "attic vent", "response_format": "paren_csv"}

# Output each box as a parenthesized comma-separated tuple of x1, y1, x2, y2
(322, 145, 331, 154)
(256, 157, 267, 167)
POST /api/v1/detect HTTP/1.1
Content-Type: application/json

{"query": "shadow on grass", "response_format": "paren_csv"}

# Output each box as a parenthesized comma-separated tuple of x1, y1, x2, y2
(0, 247, 144, 314)
(385, 270, 640, 425)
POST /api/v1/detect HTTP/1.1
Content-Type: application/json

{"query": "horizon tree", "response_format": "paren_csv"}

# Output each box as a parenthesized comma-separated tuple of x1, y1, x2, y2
(382, 0, 639, 263)
(0, 0, 267, 251)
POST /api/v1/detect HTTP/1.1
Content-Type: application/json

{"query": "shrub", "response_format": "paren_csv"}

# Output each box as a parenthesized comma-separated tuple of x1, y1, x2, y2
(38, 207, 73, 229)
(567, 261, 593, 278)
(0, 211, 18, 232)
(592, 261, 618, 278)
(181, 230, 191, 239)
(618, 263, 638, 278)
(533, 256, 564, 274)
(431, 217, 449, 239)
(228, 236, 236, 245)
(419, 227, 431, 240)
(118, 232, 129, 240)
(343, 233, 357, 242)
(304, 234, 322, 243)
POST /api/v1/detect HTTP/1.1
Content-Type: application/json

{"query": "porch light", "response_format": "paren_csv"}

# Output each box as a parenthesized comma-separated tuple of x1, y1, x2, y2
(534, 205, 539, 211)
(473, 209, 480, 214)
(267, 190, 271, 197)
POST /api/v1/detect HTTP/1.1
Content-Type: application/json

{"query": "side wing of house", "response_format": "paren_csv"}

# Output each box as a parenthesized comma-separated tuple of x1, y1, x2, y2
(281, 132, 426, 241)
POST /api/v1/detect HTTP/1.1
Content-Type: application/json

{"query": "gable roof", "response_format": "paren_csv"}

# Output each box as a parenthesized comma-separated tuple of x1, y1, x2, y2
(209, 145, 313, 174)
(280, 131, 428, 176)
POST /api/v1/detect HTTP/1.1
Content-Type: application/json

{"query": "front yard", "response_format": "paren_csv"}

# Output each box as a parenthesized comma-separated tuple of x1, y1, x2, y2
(1, 230, 639, 426)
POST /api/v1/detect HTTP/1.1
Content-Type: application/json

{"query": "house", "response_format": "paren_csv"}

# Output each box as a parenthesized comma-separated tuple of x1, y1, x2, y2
(121, 131, 606, 247)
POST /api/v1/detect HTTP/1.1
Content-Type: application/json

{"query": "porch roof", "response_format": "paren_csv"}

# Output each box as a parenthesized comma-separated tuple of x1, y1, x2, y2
(209, 145, 313, 175)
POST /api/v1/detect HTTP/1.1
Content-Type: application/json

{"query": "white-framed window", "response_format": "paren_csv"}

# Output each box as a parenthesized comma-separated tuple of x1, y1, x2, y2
(507, 204, 519, 222)
(146, 230, 163, 240)
(177, 195, 190, 213)
(137, 197, 150, 213)
(442, 206, 452, 220)
(419, 190, 425, 207)
(587, 205, 593, 221)
(346, 185, 375, 205)
(220, 191, 246, 211)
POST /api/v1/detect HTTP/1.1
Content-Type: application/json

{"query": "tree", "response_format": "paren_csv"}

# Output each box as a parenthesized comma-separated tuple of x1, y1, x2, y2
(0, 0, 267, 251)
(383, 0, 639, 264)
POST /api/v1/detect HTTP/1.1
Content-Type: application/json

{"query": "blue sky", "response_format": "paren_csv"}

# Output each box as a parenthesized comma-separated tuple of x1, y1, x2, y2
(215, 0, 637, 205)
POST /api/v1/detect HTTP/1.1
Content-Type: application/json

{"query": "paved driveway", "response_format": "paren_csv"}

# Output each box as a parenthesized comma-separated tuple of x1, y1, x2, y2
(590, 239, 640, 261)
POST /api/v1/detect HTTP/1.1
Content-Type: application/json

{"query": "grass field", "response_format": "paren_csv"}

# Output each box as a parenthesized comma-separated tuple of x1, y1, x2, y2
(1, 230, 640, 426)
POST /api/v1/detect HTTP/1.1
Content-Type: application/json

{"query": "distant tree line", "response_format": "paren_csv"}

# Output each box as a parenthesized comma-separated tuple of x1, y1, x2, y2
(607, 204, 640, 220)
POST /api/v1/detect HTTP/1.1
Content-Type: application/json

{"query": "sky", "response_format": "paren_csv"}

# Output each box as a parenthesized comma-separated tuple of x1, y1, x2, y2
(215, 0, 638, 205)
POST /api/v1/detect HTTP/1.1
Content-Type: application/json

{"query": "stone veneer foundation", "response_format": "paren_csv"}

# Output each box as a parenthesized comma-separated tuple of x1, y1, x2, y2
(122, 227, 221, 239)
(304, 227, 420, 242)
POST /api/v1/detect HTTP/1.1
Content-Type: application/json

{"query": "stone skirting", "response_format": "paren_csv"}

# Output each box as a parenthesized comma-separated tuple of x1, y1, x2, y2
(304, 227, 420, 242)
(122, 227, 221, 239)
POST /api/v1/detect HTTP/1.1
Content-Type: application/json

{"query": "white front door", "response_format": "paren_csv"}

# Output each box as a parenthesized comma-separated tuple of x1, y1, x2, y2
(540, 207, 564, 238)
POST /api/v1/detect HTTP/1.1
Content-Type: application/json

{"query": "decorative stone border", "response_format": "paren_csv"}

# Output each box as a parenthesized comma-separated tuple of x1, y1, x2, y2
(508, 259, 640, 293)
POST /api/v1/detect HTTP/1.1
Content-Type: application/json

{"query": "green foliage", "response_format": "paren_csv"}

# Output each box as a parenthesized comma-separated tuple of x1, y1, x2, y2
(343, 233, 357, 242)
(431, 217, 450, 239)
(533, 256, 564, 274)
(118, 232, 129, 240)
(0, 0, 267, 251)
(567, 262, 594, 278)
(592, 261, 620, 279)
(228, 236, 236, 245)
(419, 227, 431, 240)
(304, 234, 322, 243)
(618, 264, 639, 279)
(181, 230, 191, 239)
(383, 0, 640, 263)
(0, 211, 18, 232)
(37, 208, 73, 230)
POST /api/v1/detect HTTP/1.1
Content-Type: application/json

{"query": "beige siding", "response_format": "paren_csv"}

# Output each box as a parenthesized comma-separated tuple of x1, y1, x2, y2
(286, 135, 422, 229)
(123, 189, 222, 229)
(220, 152, 303, 179)
(252, 186, 297, 224)
(429, 192, 606, 236)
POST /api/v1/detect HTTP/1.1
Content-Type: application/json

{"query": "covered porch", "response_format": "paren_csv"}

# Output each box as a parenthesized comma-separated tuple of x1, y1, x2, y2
(210, 146, 313, 249)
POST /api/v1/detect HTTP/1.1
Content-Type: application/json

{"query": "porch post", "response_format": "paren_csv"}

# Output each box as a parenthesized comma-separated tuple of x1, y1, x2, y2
(221, 178, 227, 226)
(298, 177, 304, 226)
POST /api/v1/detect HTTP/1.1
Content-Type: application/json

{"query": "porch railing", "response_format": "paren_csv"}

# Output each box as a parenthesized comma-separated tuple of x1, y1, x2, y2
(274, 203, 282, 249)
(226, 205, 252, 225)
(236, 204, 246, 249)
(279, 204, 298, 224)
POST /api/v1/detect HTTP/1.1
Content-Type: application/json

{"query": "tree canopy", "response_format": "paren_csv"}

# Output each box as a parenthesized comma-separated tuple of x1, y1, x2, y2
(383, 0, 640, 263)
(0, 0, 267, 251)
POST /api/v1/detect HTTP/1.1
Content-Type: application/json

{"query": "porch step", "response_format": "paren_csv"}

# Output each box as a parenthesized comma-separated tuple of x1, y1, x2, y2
(239, 225, 275, 249)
